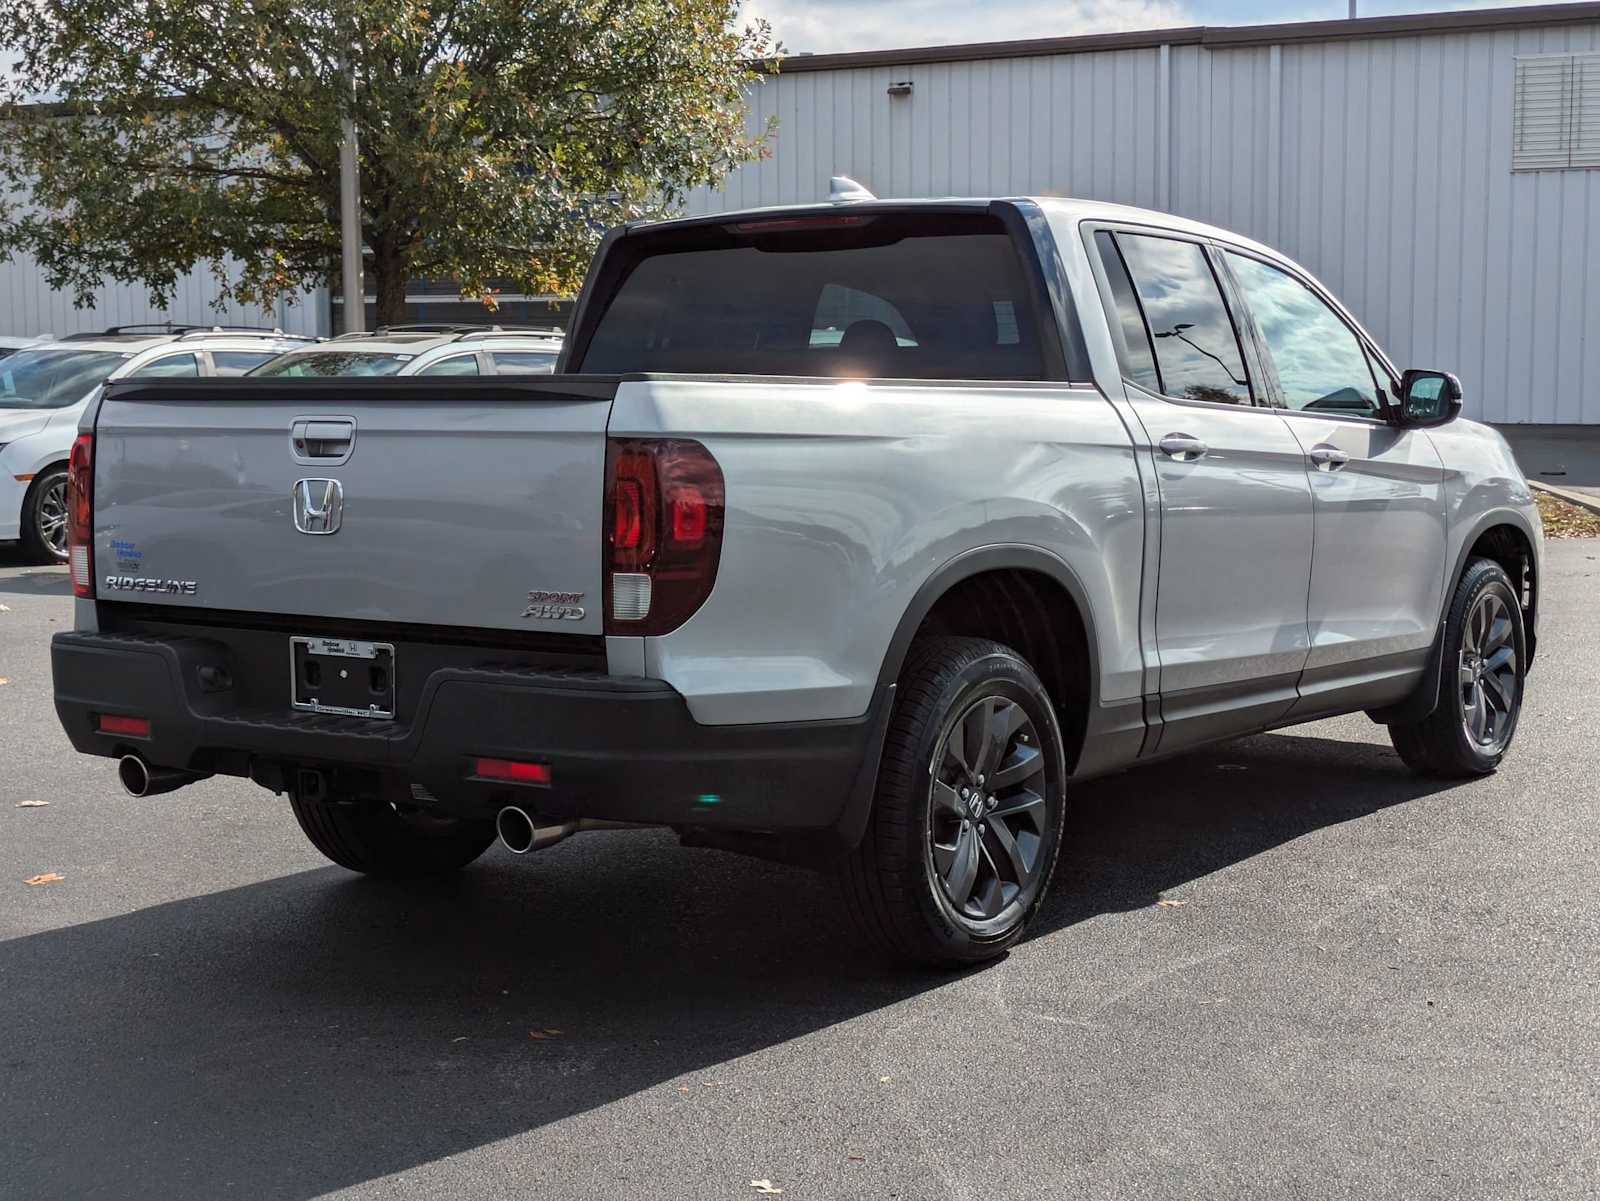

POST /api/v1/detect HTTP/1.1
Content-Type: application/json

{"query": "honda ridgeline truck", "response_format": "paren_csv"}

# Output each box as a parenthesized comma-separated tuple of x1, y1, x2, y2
(52, 191, 1542, 964)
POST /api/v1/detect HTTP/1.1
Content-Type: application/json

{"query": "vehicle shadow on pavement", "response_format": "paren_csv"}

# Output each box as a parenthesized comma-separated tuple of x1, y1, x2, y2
(0, 567, 69, 596)
(2, 730, 1457, 1200)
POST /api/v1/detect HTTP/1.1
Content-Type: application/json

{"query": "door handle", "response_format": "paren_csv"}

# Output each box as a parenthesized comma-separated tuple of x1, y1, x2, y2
(1308, 445, 1351, 471)
(1158, 433, 1208, 462)
(291, 418, 356, 460)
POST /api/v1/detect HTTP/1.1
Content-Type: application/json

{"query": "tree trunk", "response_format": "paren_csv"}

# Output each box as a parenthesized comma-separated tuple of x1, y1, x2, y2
(370, 243, 410, 328)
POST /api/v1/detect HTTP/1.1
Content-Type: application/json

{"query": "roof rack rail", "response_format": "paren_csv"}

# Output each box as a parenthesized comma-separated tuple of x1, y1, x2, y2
(174, 326, 311, 341)
(101, 322, 205, 335)
(453, 325, 566, 342)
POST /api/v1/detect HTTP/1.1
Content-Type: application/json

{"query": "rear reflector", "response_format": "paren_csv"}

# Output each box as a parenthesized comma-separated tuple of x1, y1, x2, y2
(474, 757, 552, 786)
(97, 714, 150, 737)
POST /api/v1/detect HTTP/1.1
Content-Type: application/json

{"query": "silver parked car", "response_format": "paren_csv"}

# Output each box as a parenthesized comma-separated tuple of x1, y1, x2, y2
(0, 326, 311, 561)
(52, 192, 1540, 965)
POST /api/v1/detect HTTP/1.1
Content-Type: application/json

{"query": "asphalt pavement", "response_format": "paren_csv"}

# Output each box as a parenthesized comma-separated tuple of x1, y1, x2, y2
(2, 542, 1597, 1201)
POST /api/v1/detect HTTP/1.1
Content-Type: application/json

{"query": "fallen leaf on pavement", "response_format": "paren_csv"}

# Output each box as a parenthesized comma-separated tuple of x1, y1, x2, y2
(879, 1075, 891, 1083)
(1157, 898, 1188, 908)
(16, 800, 49, 808)
(0, 678, 9, 685)
(25, 873, 64, 886)
(750, 1181, 782, 1195)
(847, 1154, 865, 1162)
(0, 604, 10, 612)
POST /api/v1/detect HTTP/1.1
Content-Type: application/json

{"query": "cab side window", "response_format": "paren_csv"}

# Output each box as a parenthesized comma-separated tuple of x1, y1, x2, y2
(1115, 234, 1252, 406)
(1225, 253, 1381, 419)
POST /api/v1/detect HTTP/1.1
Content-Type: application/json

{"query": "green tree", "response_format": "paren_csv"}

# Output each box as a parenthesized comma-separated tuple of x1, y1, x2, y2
(0, 1, 773, 324)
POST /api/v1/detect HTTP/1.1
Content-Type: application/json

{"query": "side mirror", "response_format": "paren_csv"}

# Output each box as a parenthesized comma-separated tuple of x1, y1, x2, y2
(1395, 369, 1463, 429)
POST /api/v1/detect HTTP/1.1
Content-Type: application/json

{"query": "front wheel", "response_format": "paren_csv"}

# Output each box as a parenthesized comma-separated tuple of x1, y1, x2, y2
(289, 787, 497, 877)
(842, 636, 1067, 966)
(1388, 557, 1526, 778)
(21, 466, 69, 564)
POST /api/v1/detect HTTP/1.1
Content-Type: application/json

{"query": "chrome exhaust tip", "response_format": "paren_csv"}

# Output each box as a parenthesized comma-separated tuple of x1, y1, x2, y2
(117, 754, 151, 797)
(496, 806, 538, 854)
(117, 754, 201, 798)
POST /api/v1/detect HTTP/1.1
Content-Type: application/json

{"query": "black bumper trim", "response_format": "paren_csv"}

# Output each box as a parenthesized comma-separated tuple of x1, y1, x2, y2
(52, 631, 892, 857)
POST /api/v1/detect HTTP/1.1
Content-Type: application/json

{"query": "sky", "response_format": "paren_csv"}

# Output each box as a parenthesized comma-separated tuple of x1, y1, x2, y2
(740, 0, 1586, 54)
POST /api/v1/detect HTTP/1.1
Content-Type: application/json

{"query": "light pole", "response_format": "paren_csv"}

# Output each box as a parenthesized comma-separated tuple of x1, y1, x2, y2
(339, 61, 365, 334)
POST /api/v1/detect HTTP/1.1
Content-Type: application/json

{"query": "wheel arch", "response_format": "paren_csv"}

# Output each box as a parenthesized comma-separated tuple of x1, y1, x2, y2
(1369, 508, 1539, 726)
(877, 546, 1099, 773)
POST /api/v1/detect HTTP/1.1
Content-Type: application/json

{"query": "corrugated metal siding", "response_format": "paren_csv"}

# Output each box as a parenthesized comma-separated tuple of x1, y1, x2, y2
(686, 19, 1600, 424)
(0, 251, 325, 339)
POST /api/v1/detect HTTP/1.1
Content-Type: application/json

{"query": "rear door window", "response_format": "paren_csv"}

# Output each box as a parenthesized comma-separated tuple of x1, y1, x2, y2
(416, 354, 481, 376)
(489, 350, 559, 375)
(575, 213, 1046, 380)
(210, 350, 279, 376)
(129, 352, 200, 379)
(1094, 231, 1161, 394)
(1114, 234, 1252, 405)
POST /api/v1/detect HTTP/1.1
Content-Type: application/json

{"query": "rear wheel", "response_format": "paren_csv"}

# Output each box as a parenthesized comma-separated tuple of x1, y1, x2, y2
(1388, 557, 1526, 778)
(21, 466, 69, 563)
(842, 636, 1067, 966)
(289, 786, 497, 877)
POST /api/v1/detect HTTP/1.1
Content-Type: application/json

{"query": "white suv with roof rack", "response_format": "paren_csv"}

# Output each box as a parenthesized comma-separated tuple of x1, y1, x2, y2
(0, 325, 311, 561)
(249, 325, 565, 379)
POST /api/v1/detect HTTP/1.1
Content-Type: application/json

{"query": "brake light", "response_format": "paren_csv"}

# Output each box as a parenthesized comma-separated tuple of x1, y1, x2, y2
(729, 215, 875, 233)
(67, 434, 93, 598)
(474, 757, 551, 785)
(603, 438, 725, 635)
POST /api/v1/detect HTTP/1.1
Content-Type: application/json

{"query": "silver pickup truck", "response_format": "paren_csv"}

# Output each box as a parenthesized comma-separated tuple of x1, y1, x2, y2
(52, 195, 1542, 964)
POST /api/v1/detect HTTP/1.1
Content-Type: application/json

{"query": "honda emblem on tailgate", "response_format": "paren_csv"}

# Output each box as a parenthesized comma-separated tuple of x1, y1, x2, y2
(292, 479, 344, 535)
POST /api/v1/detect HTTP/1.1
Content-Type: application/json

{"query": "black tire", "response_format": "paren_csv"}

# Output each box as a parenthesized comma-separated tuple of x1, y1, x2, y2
(289, 787, 497, 877)
(21, 465, 69, 564)
(842, 636, 1067, 967)
(1388, 557, 1526, 779)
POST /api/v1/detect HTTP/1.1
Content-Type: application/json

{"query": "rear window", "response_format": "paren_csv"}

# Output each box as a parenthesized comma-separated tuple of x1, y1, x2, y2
(252, 351, 411, 377)
(575, 213, 1046, 380)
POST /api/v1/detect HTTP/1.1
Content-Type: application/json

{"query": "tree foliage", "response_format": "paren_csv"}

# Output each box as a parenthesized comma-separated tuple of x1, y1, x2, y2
(0, 0, 774, 322)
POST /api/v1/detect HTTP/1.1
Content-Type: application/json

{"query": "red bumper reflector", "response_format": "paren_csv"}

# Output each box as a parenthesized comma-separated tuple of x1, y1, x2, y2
(97, 714, 151, 737)
(474, 757, 551, 785)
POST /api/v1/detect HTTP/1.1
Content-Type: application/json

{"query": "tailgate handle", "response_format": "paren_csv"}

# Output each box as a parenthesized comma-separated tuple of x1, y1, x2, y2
(292, 419, 355, 460)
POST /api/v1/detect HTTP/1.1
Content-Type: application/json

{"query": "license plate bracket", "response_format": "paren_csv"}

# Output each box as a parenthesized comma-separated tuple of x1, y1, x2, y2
(290, 636, 396, 719)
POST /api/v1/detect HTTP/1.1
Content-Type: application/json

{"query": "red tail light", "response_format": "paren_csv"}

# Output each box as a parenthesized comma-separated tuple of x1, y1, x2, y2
(66, 434, 93, 598)
(603, 438, 724, 635)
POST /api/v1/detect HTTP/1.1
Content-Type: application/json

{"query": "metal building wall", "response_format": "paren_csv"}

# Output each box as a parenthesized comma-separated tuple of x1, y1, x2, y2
(0, 251, 326, 339)
(686, 16, 1600, 425)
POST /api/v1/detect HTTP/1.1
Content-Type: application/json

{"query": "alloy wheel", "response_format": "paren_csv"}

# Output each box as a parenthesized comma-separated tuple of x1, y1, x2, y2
(37, 476, 69, 560)
(1459, 590, 1519, 754)
(927, 694, 1052, 924)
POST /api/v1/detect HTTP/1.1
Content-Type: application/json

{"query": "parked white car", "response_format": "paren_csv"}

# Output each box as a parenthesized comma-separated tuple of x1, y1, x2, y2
(0, 326, 311, 561)
(0, 334, 51, 361)
(249, 326, 565, 379)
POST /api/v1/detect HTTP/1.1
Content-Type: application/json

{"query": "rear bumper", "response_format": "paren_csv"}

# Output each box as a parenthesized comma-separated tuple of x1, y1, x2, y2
(52, 630, 892, 857)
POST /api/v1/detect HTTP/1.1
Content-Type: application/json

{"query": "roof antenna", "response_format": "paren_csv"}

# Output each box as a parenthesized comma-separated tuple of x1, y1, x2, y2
(829, 175, 876, 202)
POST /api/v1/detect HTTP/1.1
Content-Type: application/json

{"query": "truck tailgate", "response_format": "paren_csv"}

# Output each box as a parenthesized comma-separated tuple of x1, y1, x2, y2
(89, 377, 619, 634)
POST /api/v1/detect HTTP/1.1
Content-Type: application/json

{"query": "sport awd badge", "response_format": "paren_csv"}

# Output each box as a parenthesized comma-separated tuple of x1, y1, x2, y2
(523, 590, 586, 621)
